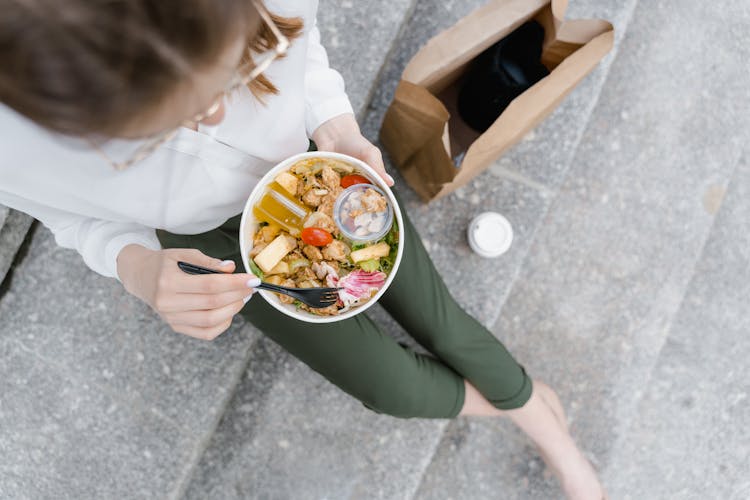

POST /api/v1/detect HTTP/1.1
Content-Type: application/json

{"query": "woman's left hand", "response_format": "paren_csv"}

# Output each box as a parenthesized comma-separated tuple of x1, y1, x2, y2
(311, 113, 394, 187)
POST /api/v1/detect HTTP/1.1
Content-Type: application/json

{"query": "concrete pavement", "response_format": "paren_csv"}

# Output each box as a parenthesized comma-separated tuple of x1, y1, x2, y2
(2, 0, 749, 498)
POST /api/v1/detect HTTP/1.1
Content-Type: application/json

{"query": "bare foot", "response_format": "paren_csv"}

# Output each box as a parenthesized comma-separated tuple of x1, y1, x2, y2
(534, 441, 604, 499)
(531, 381, 604, 500)
(558, 451, 605, 500)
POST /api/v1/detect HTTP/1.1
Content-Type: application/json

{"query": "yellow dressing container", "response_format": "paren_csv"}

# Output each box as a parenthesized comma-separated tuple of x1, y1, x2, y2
(253, 181, 310, 236)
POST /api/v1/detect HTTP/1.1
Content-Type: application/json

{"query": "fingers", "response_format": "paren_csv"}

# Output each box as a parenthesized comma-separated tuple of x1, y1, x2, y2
(171, 318, 234, 341)
(312, 123, 395, 187)
(146, 249, 261, 341)
(361, 144, 395, 187)
(315, 130, 395, 187)
(175, 270, 260, 294)
(167, 248, 236, 272)
(164, 297, 248, 329)
(163, 249, 258, 294)
(157, 287, 255, 313)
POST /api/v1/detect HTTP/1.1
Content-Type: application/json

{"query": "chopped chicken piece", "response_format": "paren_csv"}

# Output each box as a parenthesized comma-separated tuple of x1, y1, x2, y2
(295, 266, 317, 282)
(253, 230, 265, 247)
(322, 240, 350, 262)
(302, 189, 323, 207)
(303, 211, 337, 234)
(291, 161, 312, 175)
(318, 193, 337, 218)
(277, 278, 296, 304)
(326, 159, 354, 175)
(361, 188, 388, 212)
(312, 304, 339, 316)
(296, 177, 307, 197)
(297, 280, 321, 289)
(297, 303, 310, 313)
(286, 250, 304, 261)
(321, 165, 341, 192)
(302, 244, 323, 262)
(311, 261, 339, 280)
(302, 173, 322, 192)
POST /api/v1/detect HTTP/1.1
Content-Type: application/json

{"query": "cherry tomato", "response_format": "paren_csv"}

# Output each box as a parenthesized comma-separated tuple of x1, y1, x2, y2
(340, 174, 371, 188)
(301, 227, 333, 246)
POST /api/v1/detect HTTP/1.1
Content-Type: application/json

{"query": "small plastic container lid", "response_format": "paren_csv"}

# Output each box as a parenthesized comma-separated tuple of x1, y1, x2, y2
(467, 212, 513, 258)
(334, 184, 394, 243)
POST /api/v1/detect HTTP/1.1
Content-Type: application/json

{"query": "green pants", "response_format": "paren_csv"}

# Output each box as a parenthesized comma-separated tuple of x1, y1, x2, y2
(156, 197, 532, 418)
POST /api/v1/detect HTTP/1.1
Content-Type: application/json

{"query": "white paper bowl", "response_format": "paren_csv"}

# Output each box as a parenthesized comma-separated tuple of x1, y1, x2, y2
(239, 151, 405, 323)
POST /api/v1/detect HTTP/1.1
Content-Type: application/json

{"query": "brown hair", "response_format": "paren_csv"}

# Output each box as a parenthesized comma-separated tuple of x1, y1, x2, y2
(0, 0, 302, 137)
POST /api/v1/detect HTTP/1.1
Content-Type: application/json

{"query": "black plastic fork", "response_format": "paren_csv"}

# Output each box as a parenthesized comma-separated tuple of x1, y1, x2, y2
(177, 261, 341, 309)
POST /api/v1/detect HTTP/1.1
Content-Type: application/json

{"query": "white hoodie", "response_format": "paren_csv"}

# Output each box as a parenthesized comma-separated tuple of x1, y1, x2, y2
(0, 0, 353, 282)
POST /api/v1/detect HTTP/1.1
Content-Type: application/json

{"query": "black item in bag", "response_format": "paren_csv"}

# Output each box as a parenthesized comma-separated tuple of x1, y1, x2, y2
(457, 20, 549, 133)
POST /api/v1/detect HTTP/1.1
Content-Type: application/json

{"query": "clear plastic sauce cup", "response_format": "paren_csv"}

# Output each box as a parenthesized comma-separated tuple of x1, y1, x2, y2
(334, 184, 394, 243)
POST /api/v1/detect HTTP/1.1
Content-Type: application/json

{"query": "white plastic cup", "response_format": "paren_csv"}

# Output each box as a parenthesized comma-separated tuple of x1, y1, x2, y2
(467, 212, 513, 258)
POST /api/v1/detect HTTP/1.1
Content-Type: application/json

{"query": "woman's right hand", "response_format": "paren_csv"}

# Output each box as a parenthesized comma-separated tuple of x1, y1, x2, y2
(116, 244, 260, 340)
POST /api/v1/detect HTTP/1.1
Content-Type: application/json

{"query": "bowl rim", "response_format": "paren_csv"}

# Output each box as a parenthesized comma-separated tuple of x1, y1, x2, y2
(239, 151, 405, 323)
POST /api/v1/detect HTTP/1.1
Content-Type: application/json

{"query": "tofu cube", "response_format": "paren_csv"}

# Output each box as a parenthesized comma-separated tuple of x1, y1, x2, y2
(266, 260, 290, 276)
(350, 242, 390, 263)
(275, 172, 299, 195)
(253, 234, 297, 273)
(265, 275, 284, 285)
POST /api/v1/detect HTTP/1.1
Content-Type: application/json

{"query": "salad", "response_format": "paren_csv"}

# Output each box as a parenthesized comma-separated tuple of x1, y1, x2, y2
(248, 157, 399, 316)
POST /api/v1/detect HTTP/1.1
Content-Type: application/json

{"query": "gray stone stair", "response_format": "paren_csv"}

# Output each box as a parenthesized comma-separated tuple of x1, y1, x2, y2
(608, 152, 750, 500)
(3, 0, 749, 498)
(413, 0, 750, 498)
(0, 219, 260, 498)
(0, 207, 34, 286)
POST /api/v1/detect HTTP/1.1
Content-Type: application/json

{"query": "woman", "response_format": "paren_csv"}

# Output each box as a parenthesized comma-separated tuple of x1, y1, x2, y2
(0, 1, 603, 498)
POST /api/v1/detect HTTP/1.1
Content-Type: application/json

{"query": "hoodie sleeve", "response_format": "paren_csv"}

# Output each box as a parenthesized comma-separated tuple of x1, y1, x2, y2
(303, 16, 355, 137)
(0, 191, 161, 283)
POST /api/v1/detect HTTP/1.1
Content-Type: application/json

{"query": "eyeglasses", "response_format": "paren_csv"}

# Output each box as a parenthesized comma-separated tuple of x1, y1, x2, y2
(95, 0, 289, 171)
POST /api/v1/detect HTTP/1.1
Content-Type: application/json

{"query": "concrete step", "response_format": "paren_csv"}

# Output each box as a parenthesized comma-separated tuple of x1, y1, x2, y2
(317, 0, 418, 119)
(0, 1, 418, 499)
(0, 221, 261, 499)
(182, 0, 639, 498)
(608, 152, 750, 499)
(0, 208, 34, 285)
(414, 0, 750, 497)
(181, 335, 446, 499)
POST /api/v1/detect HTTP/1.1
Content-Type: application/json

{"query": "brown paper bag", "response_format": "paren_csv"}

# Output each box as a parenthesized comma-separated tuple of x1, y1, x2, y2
(380, 0, 614, 202)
